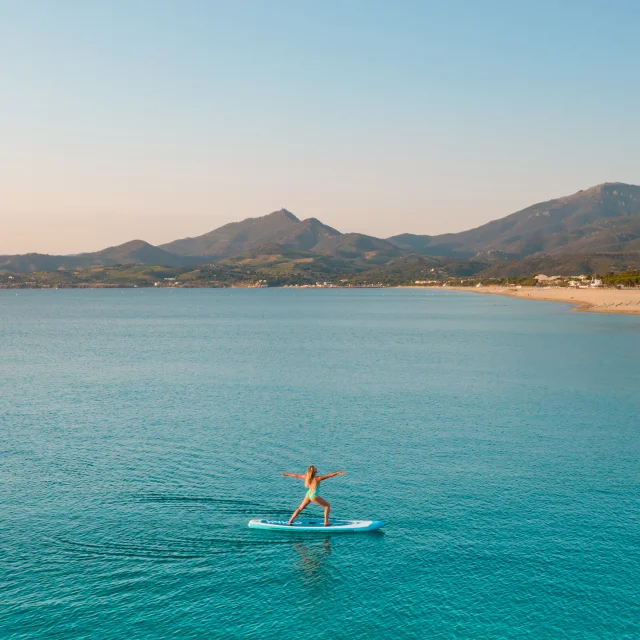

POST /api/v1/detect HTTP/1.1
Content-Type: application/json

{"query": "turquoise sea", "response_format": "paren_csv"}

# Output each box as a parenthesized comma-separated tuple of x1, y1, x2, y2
(1, 288, 639, 639)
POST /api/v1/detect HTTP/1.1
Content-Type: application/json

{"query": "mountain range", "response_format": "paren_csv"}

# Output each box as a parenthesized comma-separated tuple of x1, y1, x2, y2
(387, 182, 640, 259)
(160, 209, 401, 261)
(2, 182, 640, 276)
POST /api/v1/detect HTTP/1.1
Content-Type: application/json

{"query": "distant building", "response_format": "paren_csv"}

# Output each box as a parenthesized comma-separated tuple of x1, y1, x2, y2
(590, 279, 603, 287)
(534, 274, 551, 282)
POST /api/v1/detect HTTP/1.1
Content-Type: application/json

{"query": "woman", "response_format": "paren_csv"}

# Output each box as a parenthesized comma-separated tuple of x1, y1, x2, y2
(282, 465, 345, 526)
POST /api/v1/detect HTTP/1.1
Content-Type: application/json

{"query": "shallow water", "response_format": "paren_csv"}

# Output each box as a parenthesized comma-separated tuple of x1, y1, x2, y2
(1, 289, 639, 639)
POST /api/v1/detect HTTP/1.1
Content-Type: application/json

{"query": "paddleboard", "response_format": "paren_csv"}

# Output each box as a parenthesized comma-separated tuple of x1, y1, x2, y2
(248, 519, 384, 532)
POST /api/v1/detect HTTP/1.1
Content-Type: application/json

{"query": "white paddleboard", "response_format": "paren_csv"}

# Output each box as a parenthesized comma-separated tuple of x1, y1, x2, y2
(248, 519, 384, 532)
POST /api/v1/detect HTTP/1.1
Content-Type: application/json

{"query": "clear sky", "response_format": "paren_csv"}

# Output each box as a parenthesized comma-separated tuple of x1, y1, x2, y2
(1, 0, 639, 254)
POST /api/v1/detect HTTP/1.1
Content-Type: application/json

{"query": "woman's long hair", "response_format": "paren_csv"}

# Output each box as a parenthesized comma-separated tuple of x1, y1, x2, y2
(304, 465, 318, 488)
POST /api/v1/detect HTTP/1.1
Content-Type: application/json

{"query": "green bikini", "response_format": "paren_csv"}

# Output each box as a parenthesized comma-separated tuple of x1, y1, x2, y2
(306, 483, 320, 500)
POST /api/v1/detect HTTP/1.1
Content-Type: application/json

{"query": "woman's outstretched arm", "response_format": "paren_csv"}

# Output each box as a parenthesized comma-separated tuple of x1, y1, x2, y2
(317, 471, 346, 481)
(282, 472, 304, 479)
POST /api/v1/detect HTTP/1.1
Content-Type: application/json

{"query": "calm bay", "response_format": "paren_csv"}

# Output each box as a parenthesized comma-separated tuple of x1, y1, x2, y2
(1, 288, 638, 639)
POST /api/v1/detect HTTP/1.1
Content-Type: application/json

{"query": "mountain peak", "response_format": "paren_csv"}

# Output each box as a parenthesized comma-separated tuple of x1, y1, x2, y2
(579, 181, 636, 194)
(110, 239, 153, 250)
(300, 217, 340, 235)
(272, 208, 299, 222)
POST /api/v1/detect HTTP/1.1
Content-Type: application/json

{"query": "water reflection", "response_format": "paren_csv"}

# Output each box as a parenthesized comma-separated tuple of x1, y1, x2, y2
(293, 538, 332, 583)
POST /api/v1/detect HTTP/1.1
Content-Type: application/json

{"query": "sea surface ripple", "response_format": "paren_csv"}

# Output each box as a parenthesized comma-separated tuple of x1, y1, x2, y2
(1, 289, 639, 639)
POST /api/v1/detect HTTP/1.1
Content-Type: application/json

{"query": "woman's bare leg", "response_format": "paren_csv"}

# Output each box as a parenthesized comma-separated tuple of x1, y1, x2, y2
(288, 497, 310, 525)
(312, 497, 331, 526)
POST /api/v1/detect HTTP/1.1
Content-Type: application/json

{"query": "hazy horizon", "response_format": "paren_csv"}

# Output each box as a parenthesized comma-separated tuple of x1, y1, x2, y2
(2, 1, 639, 254)
(3, 182, 638, 257)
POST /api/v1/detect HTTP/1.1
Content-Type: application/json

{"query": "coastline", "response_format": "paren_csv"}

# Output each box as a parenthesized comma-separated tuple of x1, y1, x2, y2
(451, 286, 640, 315)
(4, 285, 640, 316)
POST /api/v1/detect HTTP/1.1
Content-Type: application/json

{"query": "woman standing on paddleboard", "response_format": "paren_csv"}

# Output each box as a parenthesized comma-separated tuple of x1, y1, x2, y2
(282, 465, 345, 526)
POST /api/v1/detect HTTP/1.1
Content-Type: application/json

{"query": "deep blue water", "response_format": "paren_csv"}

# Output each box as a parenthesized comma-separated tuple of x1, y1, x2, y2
(1, 288, 639, 639)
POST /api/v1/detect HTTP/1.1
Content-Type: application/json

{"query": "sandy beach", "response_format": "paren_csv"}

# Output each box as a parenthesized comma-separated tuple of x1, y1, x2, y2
(456, 286, 640, 315)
